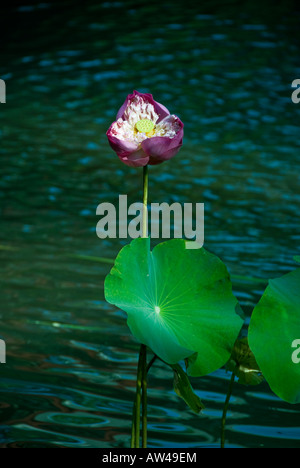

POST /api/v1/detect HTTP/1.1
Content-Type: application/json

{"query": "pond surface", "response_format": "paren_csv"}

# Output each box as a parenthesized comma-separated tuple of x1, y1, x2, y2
(0, 0, 299, 448)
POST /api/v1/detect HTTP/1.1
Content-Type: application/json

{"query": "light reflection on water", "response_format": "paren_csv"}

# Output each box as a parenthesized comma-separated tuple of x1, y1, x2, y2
(0, 0, 300, 448)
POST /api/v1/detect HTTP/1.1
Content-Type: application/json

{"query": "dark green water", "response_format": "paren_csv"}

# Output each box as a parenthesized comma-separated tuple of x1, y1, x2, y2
(0, 0, 299, 448)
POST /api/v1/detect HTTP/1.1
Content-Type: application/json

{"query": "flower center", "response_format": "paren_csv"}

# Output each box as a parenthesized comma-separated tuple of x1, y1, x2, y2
(135, 118, 155, 134)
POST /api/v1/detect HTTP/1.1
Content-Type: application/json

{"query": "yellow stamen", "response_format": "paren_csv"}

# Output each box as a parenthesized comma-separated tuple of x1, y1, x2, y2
(135, 118, 155, 134)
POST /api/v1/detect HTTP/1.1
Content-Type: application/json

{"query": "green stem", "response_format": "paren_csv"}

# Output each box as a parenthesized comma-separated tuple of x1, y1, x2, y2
(141, 164, 148, 447)
(130, 165, 149, 448)
(130, 345, 147, 448)
(142, 164, 148, 238)
(147, 354, 157, 373)
(130, 401, 137, 448)
(134, 345, 145, 448)
(221, 368, 237, 448)
(141, 345, 147, 448)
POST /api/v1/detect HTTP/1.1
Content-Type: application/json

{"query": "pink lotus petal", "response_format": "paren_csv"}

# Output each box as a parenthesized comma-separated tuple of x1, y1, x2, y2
(141, 117, 184, 163)
(116, 90, 170, 123)
(106, 126, 139, 154)
(117, 148, 150, 168)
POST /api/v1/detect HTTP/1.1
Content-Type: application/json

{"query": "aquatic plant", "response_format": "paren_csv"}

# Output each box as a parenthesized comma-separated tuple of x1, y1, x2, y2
(104, 91, 300, 448)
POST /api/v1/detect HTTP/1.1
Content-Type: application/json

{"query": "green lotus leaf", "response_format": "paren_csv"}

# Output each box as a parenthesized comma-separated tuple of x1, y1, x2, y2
(248, 268, 300, 404)
(104, 238, 243, 374)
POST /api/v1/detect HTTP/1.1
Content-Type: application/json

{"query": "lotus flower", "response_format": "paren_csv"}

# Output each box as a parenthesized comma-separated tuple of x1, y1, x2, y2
(106, 90, 184, 167)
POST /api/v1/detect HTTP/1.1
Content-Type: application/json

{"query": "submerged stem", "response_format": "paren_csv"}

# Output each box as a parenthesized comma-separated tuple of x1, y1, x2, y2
(221, 367, 237, 448)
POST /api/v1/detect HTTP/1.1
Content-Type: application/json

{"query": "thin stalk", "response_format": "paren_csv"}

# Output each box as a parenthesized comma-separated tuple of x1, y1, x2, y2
(131, 165, 149, 448)
(221, 367, 237, 448)
(141, 164, 148, 447)
(141, 345, 147, 448)
(142, 164, 148, 238)
(131, 345, 145, 448)
(147, 354, 157, 373)
(130, 401, 137, 448)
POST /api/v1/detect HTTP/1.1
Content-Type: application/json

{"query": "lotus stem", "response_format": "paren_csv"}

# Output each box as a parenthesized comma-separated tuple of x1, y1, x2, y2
(141, 164, 148, 447)
(131, 165, 149, 448)
(221, 366, 237, 448)
(142, 164, 148, 239)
